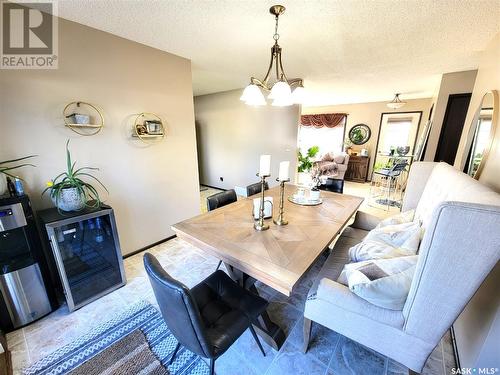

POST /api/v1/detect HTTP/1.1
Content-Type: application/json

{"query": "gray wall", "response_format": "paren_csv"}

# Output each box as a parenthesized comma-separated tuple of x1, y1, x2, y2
(0, 16, 200, 255)
(194, 89, 300, 191)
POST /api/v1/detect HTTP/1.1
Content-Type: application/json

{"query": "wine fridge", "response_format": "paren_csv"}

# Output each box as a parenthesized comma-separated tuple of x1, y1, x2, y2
(38, 205, 126, 311)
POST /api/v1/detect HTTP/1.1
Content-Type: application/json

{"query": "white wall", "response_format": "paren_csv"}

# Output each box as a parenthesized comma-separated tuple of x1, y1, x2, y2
(0, 16, 200, 255)
(424, 70, 477, 161)
(194, 89, 300, 190)
(302, 98, 433, 177)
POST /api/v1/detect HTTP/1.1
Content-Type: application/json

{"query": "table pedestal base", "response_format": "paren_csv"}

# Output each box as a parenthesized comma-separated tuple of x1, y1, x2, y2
(224, 264, 286, 351)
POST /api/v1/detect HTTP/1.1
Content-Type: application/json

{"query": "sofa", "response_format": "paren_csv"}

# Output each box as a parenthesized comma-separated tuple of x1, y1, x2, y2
(303, 162, 500, 373)
(312, 152, 350, 180)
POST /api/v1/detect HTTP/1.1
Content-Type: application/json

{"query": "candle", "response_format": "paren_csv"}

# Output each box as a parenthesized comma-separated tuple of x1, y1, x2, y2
(278, 161, 290, 181)
(259, 155, 271, 176)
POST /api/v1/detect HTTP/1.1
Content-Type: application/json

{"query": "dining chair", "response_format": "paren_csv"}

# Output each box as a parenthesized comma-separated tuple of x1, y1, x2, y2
(319, 178, 344, 194)
(207, 189, 237, 211)
(144, 253, 267, 375)
(206, 189, 237, 270)
(246, 181, 269, 197)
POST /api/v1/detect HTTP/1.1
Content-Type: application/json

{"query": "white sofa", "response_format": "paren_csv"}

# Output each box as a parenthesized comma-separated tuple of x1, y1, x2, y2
(303, 162, 500, 373)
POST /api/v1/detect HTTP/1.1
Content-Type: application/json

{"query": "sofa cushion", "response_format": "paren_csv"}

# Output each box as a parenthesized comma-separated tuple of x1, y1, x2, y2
(415, 162, 500, 228)
(338, 256, 418, 310)
(308, 228, 368, 297)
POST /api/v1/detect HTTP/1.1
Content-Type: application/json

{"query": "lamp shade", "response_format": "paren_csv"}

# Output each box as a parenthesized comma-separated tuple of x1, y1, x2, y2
(291, 86, 306, 104)
(240, 84, 266, 106)
(268, 81, 292, 100)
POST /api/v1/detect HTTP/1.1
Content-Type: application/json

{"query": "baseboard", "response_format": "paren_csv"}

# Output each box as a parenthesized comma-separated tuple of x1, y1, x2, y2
(123, 235, 177, 259)
(200, 184, 226, 191)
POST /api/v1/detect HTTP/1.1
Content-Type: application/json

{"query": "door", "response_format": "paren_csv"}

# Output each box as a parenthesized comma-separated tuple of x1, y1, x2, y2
(434, 93, 472, 164)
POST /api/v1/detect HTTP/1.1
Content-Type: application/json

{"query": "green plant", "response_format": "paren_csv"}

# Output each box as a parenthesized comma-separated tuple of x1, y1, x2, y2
(0, 156, 36, 179)
(43, 140, 108, 209)
(350, 128, 364, 144)
(297, 145, 320, 173)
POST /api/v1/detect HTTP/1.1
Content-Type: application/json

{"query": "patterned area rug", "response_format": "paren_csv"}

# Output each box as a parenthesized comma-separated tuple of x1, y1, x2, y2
(23, 301, 209, 375)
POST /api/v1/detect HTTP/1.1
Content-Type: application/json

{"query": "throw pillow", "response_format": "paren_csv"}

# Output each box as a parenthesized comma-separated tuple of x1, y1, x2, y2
(349, 220, 422, 262)
(338, 256, 418, 310)
(376, 209, 415, 228)
(333, 154, 345, 164)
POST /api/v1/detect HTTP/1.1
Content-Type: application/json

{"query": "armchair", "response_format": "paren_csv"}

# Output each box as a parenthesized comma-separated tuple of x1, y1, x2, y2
(312, 152, 350, 180)
(303, 162, 500, 373)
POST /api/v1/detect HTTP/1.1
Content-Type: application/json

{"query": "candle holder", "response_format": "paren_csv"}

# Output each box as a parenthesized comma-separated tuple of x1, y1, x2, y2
(274, 178, 290, 226)
(254, 173, 270, 231)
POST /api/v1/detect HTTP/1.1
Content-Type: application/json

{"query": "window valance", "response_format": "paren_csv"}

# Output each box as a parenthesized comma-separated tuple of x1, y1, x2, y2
(300, 113, 347, 128)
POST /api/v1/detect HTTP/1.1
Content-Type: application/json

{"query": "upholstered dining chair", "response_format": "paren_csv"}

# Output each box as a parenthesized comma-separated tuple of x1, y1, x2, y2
(144, 253, 267, 375)
(206, 189, 238, 270)
(246, 181, 269, 197)
(206, 189, 237, 211)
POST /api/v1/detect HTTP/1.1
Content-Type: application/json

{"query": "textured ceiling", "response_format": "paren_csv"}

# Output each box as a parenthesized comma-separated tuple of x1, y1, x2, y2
(50, 0, 499, 105)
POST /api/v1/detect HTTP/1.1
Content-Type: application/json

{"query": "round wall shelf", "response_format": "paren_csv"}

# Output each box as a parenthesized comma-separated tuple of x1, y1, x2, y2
(63, 101, 104, 136)
(132, 112, 165, 144)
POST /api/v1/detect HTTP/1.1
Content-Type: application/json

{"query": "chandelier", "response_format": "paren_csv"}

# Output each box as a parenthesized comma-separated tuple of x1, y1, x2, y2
(387, 93, 407, 109)
(240, 5, 305, 107)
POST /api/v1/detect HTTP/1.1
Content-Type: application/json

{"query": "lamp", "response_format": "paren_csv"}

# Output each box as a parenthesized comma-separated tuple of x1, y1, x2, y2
(240, 5, 305, 107)
(387, 93, 407, 109)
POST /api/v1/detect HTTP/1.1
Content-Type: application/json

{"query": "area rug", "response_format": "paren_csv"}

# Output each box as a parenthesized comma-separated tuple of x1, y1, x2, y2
(23, 300, 210, 375)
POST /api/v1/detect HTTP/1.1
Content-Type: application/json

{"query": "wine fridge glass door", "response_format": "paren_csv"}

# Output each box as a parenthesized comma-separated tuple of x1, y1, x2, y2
(47, 210, 125, 311)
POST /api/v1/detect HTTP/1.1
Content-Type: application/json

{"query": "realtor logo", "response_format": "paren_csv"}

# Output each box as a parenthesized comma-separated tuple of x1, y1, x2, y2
(1, 0, 58, 69)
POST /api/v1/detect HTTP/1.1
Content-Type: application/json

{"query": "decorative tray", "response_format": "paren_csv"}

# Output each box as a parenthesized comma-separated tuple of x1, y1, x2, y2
(287, 196, 323, 206)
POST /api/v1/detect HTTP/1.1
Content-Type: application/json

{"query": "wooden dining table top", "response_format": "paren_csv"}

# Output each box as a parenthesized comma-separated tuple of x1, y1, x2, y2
(172, 184, 364, 296)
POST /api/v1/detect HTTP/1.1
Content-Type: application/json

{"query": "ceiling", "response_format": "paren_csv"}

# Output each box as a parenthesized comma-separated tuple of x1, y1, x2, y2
(51, 0, 499, 106)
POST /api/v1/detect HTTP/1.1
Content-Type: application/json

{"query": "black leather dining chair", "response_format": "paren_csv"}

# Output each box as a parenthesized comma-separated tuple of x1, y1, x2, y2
(206, 189, 237, 270)
(144, 253, 267, 375)
(319, 178, 344, 194)
(206, 189, 237, 211)
(246, 181, 269, 197)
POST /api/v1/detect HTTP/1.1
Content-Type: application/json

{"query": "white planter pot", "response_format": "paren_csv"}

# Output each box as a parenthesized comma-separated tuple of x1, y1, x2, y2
(0, 174, 7, 196)
(51, 187, 85, 211)
(297, 172, 312, 186)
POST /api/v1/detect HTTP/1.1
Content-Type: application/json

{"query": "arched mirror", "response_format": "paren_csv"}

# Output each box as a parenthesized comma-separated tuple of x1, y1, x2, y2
(463, 90, 498, 179)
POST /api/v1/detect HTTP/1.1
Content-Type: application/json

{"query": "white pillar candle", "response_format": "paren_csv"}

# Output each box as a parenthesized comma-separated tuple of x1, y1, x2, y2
(259, 155, 271, 176)
(278, 161, 290, 181)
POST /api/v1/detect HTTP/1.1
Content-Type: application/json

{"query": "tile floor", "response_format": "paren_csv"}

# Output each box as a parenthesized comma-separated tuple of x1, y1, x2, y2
(7, 181, 456, 375)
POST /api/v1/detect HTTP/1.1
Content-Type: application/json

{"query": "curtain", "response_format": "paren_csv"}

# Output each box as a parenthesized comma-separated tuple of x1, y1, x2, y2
(300, 113, 347, 128)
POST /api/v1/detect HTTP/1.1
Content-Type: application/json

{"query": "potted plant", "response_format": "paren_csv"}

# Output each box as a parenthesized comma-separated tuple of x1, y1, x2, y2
(0, 156, 36, 196)
(297, 145, 319, 185)
(43, 140, 108, 211)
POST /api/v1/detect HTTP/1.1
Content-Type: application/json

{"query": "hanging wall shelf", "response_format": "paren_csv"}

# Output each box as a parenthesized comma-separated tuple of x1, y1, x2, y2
(132, 112, 165, 144)
(63, 101, 104, 136)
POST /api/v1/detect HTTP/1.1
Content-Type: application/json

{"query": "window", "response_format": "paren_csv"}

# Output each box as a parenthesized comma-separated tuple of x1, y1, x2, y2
(297, 124, 344, 157)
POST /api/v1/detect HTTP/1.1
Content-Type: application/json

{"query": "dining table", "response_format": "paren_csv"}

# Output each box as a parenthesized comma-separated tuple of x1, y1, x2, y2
(172, 184, 364, 350)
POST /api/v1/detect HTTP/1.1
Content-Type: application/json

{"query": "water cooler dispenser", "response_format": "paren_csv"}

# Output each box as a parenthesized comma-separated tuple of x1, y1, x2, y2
(0, 195, 55, 331)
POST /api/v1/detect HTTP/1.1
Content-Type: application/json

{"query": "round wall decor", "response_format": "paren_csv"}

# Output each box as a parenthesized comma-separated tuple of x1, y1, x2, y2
(63, 101, 104, 136)
(349, 124, 371, 145)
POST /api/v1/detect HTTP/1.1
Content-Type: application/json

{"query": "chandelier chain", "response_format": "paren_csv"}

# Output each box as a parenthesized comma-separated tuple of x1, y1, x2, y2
(273, 15, 280, 41)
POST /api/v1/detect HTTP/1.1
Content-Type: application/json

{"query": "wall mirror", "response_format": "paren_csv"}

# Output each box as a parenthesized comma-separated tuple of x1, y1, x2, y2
(463, 90, 498, 179)
(373, 111, 422, 174)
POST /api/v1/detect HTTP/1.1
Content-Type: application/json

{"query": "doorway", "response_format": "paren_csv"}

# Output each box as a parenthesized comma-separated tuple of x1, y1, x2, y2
(434, 93, 472, 164)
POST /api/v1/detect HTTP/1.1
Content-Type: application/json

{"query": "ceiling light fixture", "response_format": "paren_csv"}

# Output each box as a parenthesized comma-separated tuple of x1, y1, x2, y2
(240, 5, 304, 107)
(387, 93, 407, 109)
